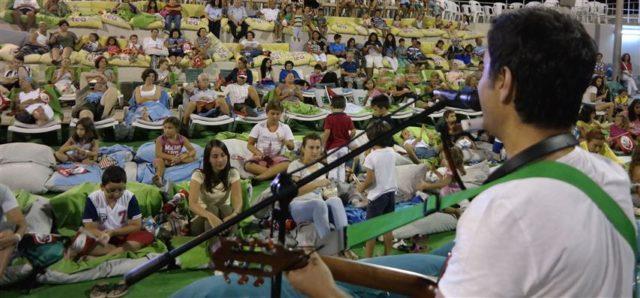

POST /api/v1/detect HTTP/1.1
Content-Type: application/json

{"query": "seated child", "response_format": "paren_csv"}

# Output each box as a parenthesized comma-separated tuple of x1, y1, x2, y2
(358, 121, 397, 258)
(245, 100, 295, 181)
(122, 34, 143, 63)
(401, 125, 439, 164)
(66, 166, 154, 260)
(309, 64, 324, 87)
(328, 34, 347, 58)
(615, 89, 630, 109)
(55, 117, 99, 163)
(609, 110, 633, 153)
(340, 52, 364, 89)
(581, 129, 622, 164)
(322, 96, 356, 182)
(105, 36, 121, 57)
(153, 117, 197, 187)
(82, 33, 105, 61)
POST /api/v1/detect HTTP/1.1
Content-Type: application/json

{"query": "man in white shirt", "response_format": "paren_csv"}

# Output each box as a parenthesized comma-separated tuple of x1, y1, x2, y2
(224, 72, 261, 117)
(12, 0, 39, 31)
(286, 8, 636, 298)
(182, 73, 230, 126)
(227, 0, 249, 42)
(260, 0, 280, 22)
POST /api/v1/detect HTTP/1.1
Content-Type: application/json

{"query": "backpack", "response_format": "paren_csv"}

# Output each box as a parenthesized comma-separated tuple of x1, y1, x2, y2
(18, 234, 64, 269)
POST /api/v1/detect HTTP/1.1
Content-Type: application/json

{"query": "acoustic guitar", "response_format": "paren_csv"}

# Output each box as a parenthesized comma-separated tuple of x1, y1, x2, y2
(211, 238, 438, 297)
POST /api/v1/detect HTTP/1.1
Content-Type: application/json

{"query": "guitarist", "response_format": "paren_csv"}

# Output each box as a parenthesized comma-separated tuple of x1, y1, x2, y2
(287, 8, 636, 297)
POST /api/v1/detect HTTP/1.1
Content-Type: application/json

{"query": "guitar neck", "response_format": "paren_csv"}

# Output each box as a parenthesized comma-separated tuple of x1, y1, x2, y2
(320, 256, 437, 298)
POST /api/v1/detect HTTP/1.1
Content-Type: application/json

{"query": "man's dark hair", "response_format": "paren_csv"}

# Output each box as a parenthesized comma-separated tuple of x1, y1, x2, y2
(487, 8, 596, 129)
(101, 166, 127, 185)
(370, 94, 390, 110)
(334, 34, 341, 40)
(366, 121, 392, 147)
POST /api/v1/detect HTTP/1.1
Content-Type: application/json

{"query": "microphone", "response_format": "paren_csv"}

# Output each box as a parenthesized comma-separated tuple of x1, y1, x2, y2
(432, 89, 481, 111)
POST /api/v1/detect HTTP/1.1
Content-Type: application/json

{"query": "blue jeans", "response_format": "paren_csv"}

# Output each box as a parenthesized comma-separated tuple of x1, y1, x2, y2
(165, 14, 181, 31)
(289, 197, 347, 239)
(415, 147, 438, 159)
(173, 242, 454, 298)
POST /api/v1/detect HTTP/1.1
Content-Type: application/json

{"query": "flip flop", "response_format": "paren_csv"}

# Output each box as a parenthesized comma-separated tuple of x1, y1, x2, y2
(106, 281, 128, 298)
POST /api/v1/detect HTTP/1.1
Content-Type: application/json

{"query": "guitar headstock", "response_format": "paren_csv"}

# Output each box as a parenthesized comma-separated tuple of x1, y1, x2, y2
(210, 237, 308, 287)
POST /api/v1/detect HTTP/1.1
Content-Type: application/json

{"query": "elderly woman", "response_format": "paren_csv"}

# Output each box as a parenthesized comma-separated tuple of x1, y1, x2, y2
(49, 20, 77, 65)
(16, 77, 55, 126)
(276, 73, 303, 103)
(125, 68, 172, 124)
(183, 73, 230, 126)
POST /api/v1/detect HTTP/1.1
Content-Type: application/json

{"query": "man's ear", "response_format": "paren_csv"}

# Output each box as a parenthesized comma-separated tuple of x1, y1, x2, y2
(495, 66, 516, 105)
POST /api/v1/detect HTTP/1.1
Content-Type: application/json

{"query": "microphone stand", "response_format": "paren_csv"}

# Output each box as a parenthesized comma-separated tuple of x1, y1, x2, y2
(124, 100, 451, 296)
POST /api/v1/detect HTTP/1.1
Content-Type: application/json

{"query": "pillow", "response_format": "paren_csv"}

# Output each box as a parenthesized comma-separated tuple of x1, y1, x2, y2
(400, 18, 416, 27)
(67, 15, 103, 29)
(395, 164, 428, 201)
(23, 54, 41, 64)
(392, 213, 457, 239)
(325, 54, 339, 67)
(39, 53, 53, 65)
(353, 25, 369, 36)
(181, 3, 205, 18)
(0, 163, 52, 194)
(101, 13, 132, 29)
(181, 17, 208, 31)
(287, 52, 312, 66)
(45, 164, 103, 192)
(0, 142, 56, 167)
(246, 18, 274, 32)
(135, 142, 204, 163)
(129, 13, 164, 29)
(422, 28, 445, 37)
(394, 27, 425, 38)
(221, 139, 254, 179)
(261, 43, 289, 52)
(426, 54, 449, 71)
(49, 182, 164, 230)
(211, 43, 234, 62)
(269, 51, 287, 65)
(0, 43, 19, 61)
(330, 23, 355, 35)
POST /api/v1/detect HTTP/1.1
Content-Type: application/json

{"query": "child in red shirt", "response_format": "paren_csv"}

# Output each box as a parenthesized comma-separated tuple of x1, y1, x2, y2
(322, 96, 355, 182)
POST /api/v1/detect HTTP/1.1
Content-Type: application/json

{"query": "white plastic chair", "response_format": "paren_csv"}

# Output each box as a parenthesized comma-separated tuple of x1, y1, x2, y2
(543, 0, 559, 7)
(177, 90, 235, 137)
(444, 0, 463, 21)
(508, 2, 524, 10)
(7, 116, 62, 144)
(492, 3, 507, 16)
(525, 1, 542, 8)
(469, 1, 487, 23)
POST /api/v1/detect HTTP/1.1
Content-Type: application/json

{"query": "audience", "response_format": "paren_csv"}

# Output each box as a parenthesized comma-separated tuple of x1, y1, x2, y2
(55, 117, 99, 163)
(183, 73, 230, 126)
(49, 20, 78, 65)
(164, 0, 183, 32)
(154, 117, 197, 187)
(224, 71, 261, 117)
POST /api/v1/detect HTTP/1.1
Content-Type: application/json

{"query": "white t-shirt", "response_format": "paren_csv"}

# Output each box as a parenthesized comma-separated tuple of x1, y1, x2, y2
(190, 87, 217, 102)
(261, 8, 280, 21)
(204, 4, 223, 20)
(224, 83, 249, 105)
(582, 85, 598, 104)
(82, 190, 142, 231)
(404, 138, 429, 149)
(240, 39, 260, 50)
(439, 147, 635, 297)
(13, 0, 39, 9)
(288, 160, 325, 202)
(0, 184, 19, 230)
(249, 121, 294, 157)
(363, 147, 397, 201)
(142, 37, 167, 55)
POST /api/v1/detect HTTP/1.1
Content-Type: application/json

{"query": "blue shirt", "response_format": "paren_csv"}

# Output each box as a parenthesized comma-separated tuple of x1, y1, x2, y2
(328, 42, 346, 55)
(278, 69, 301, 83)
(341, 61, 359, 74)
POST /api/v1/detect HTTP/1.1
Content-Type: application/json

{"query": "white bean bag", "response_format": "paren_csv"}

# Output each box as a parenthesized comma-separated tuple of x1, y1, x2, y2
(221, 139, 254, 179)
(0, 163, 52, 194)
(392, 212, 458, 239)
(0, 142, 56, 167)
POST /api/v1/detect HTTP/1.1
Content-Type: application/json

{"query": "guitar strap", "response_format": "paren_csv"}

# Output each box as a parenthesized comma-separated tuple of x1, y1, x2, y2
(344, 134, 638, 258)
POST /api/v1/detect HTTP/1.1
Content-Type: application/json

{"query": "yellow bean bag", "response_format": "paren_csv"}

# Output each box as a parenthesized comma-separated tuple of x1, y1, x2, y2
(325, 54, 339, 66)
(253, 55, 268, 67)
(181, 17, 208, 31)
(67, 1, 117, 15)
(181, 4, 205, 18)
(67, 15, 103, 29)
(422, 28, 445, 37)
(330, 23, 356, 35)
(223, 43, 241, 57)
(269, 51, 288, 65)
(40, 53, 53, 65)
(221, 18, 230, 33)
(246, 18, 274, 32)
(101, 12, 132, 30)
(0, 43, 19, 61)
(392, 27, 425, 38)
(261, 43, 289, 52)
(211, 43, 234, 62)
(426, 54, 449, 71)
(287, 52, 313, 66)
(400, 18, 416, 27)
(24, 54, 41, 64)
(460, 31, 484, 40)
(420, 42, 435, 55)
(451, 59, 466, 70)
(108, 55, 151, 68)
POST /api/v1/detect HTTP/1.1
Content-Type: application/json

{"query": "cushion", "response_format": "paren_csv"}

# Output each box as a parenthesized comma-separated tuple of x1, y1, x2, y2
(49, 182, 164, 230)
(221, 139, 254, 179)
(67, 15, 103, 29)
(181, 17, 208, 31)
(101, 13, 132, 29)
(330, 23, 355, 35)
(287, 52, 312, 66)
(129, 13, 164, 29)
(0, 142, 56, 167)
(211, 43, 234, 62)
(39, 53, 53, 65)
(261, 43, 289, 52)
(0, 163, 52, 194)
(181, 3, 205, 18)
(392, 126, 439, 146)
(422, 28, 445, 37)
(325, 54, 339, 67)
(45, 164, 103, 192)
(135, 142, 204, 163)
(67, 1, 117, 15)
(23, 54, 41, 64)
(426, 54, 450, 71)
(246, 18, 274, 32)
(392, 212, 457, 239)
(0, 43, 19, 61)
(391, 27, 425, 38)
(395, 164, 428, 201)
(400, 18, 416, 27)
(269, 51, 287, 65)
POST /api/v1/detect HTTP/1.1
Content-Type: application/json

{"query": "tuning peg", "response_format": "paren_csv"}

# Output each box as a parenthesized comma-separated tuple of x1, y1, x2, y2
(253, 277, 264, 287)
(238, 275, 249, 285)
(223, 273, 231, 284)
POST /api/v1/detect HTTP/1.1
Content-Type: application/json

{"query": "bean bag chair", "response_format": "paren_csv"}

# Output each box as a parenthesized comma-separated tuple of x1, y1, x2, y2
(245, 18, 274, 32)
(287, 51, 313, 66)
(134, 142, 204, 185)
(426, 54, 450, 71)
(0, 143, 55, 194)
(130, 13, 164, 29)
(0, 43, 19, 61)
(181, 17, 208, 31)
(100, 12, 132, 29)
(391, 27, 425, 38)
(66, 14, 103, 29)
(23, 53, 41, 64)
(181, 3, 205, 18)
(422, 28, 446, 37)
(330, 23, 356, 35)
(261, 43, 289, 52)
(211, 43, 234, 62)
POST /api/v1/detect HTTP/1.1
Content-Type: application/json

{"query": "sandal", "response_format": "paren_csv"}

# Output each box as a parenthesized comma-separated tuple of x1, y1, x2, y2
(89, 282, 111, 298)
(106, 281, 128, 298)
(152, 175, 164, 188)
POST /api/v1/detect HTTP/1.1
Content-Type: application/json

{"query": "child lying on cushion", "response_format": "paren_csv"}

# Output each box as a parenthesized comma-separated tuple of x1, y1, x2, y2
(66, 166, 154, 260)
(401, 125, 439, 164)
